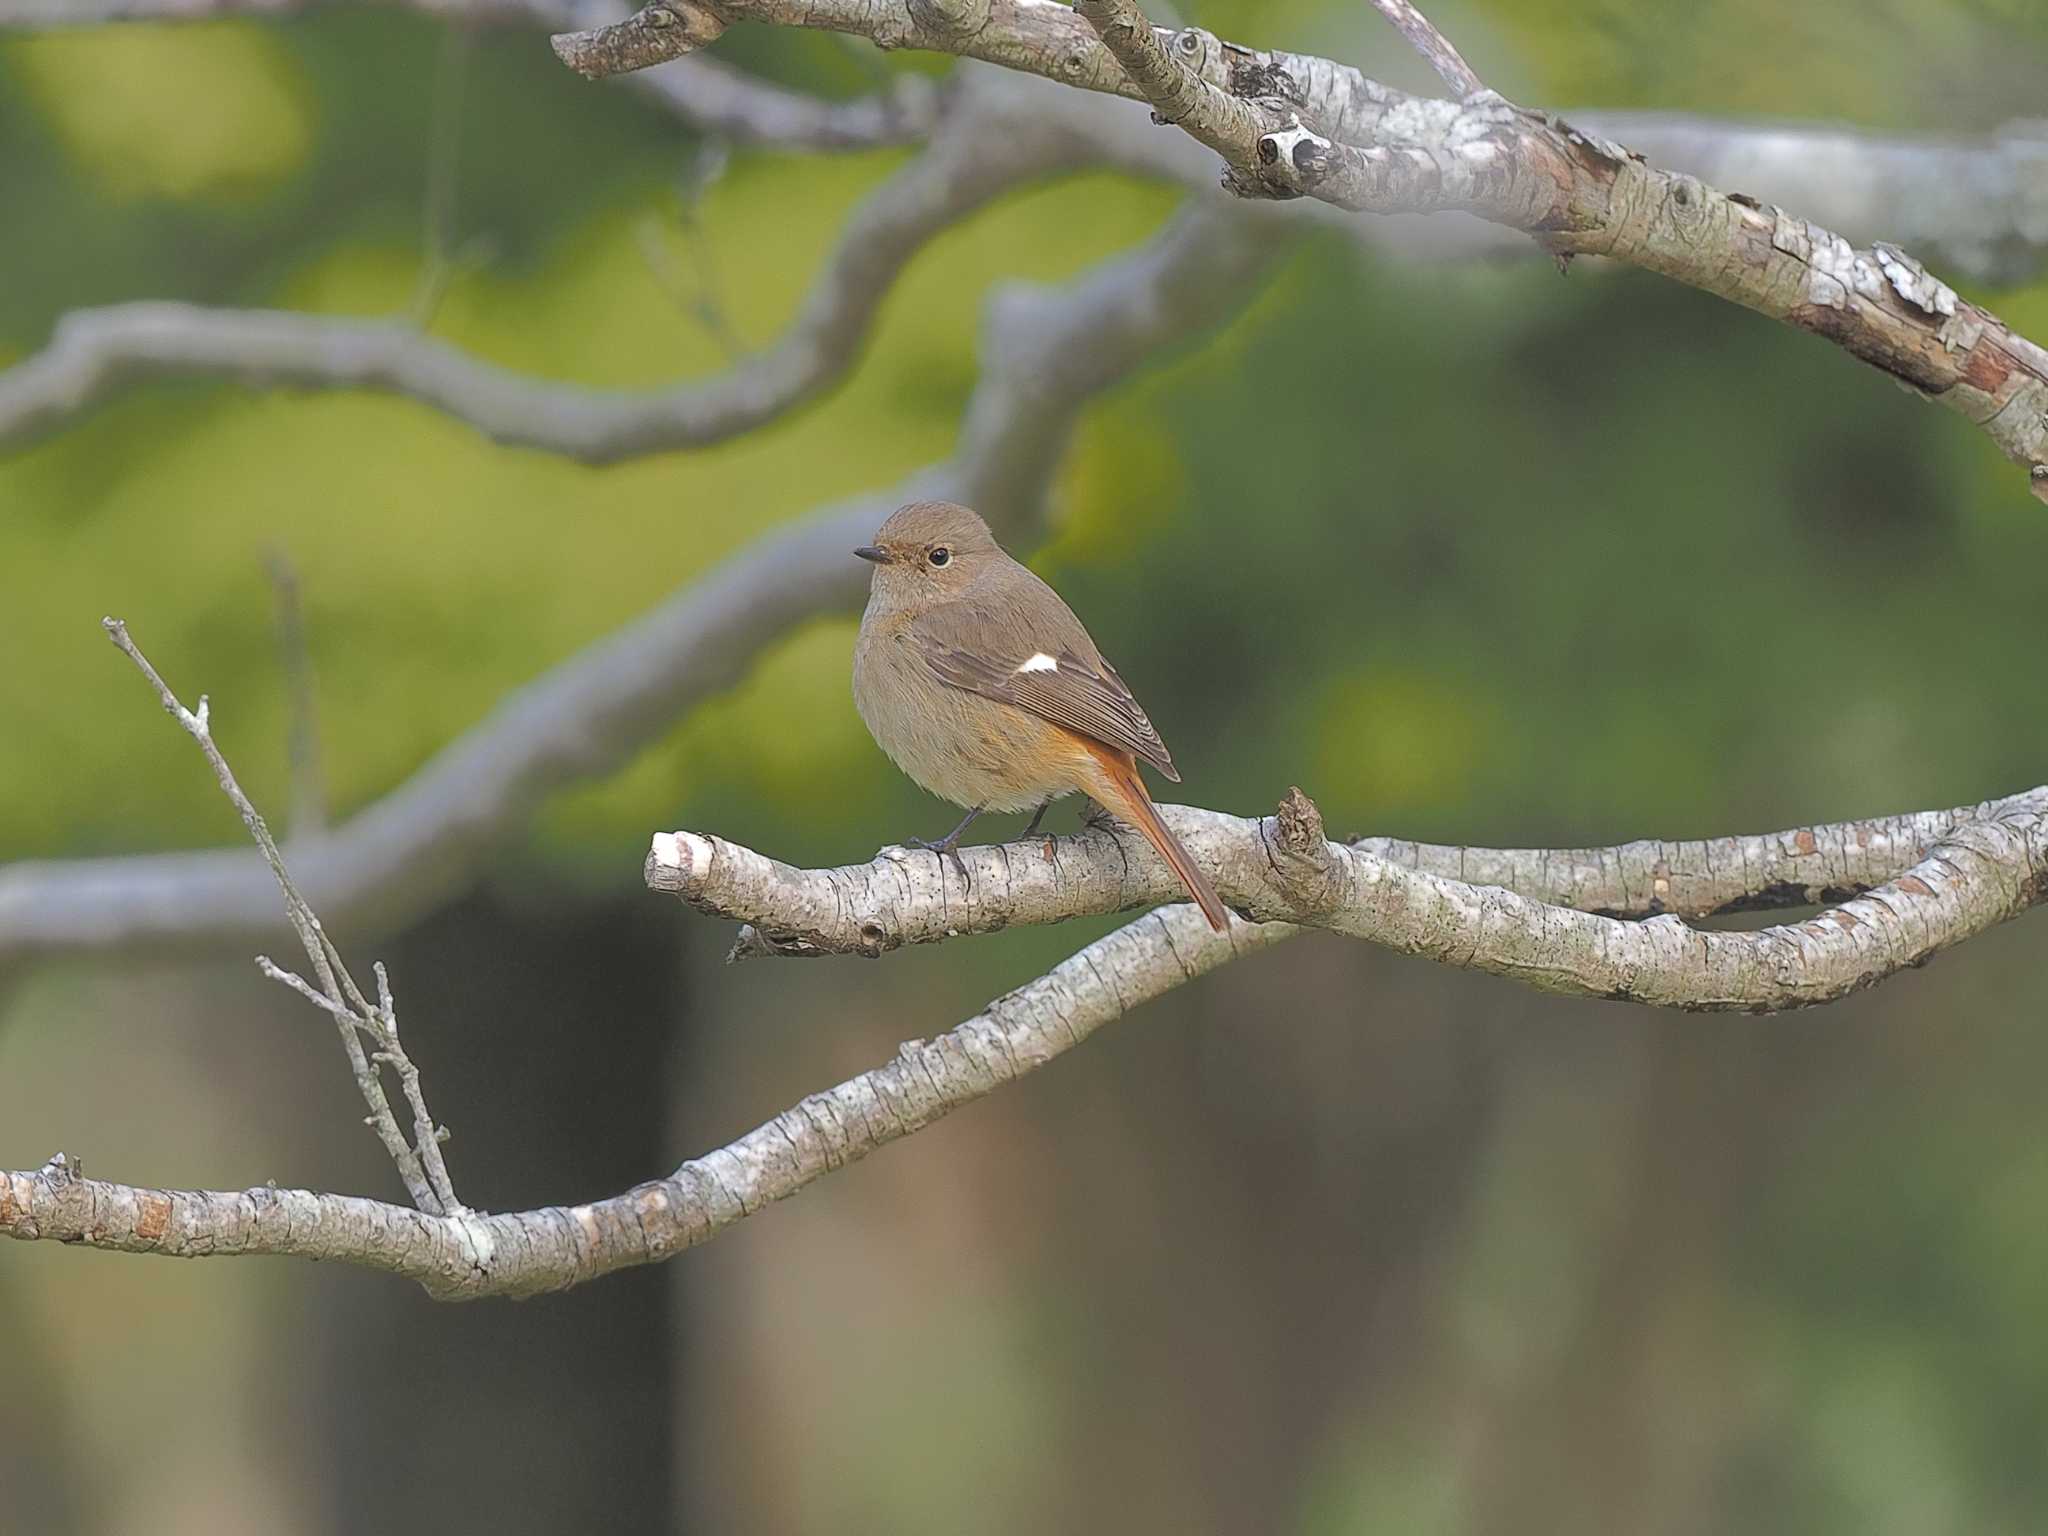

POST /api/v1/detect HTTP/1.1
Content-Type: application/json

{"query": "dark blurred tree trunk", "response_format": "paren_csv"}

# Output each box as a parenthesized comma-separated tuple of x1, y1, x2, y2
(308, 885, 686, 1534)
(0, 1283, 91, 1534)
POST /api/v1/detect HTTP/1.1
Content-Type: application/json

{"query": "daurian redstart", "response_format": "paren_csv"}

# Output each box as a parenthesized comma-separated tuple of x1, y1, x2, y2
(851, 500, 1228, 931)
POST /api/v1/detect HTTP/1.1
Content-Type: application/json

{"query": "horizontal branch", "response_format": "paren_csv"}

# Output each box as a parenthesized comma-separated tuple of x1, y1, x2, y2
(551, 0, 2048, 500)
(1349, 786, 2048, 918)
(1571, 113, 2048, 286)
(0, 201, 1281, 967)
(0, 900, 1286, 1296)
(0, 74, 1093, 461)
(10, 0, 2047, 459)
(0, 0, 936, 147)
(648, 786, 2048, 1010)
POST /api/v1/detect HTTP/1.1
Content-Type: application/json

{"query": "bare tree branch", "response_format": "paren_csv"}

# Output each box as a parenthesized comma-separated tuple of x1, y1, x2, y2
(9, 1, 2048, 458)
(0, 898, 1280, 1296)
(103, 620, 458, 1214)
(9, 777, 2042, 1295)
(9, 0, 2045, 1301)
(621, 51, 937, 147)
(1363, 0, 1483, 99)
(0, 73, 1100, 461)
(647, 787, 2048, 1010)
(1348, 789, 2048, 918)
(0, 202, 1283, 967)
(548, 0, 2048, 501)
(1564, 113, 2048, 286)
(261, 549, 328, 839)
(657, 786, 2048, 958)
(15, 0, 2048, 277)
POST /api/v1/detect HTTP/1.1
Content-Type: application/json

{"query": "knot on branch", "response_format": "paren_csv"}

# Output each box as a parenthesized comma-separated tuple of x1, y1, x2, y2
(1941, 809, 2048, 905)
(1257, 116, 1336, 185)
(551, 1, 726, 79)
(1168, 27, 1229, 89)
(907, 0, 992, 38)
(1264, 786, 1343, 913)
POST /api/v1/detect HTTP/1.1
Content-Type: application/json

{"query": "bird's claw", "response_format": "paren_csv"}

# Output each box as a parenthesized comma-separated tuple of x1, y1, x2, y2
(904, 834, 971, 883)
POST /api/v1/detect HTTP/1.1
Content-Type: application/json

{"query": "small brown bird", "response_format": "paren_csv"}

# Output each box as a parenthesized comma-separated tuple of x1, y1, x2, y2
(852, 500, 1228, 931)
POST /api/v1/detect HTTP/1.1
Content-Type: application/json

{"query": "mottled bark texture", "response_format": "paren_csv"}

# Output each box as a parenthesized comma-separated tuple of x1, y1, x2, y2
(650, 788, 2048, 1011)
(12, 783, 2041, 1296)
(551, 0, 2048, 500)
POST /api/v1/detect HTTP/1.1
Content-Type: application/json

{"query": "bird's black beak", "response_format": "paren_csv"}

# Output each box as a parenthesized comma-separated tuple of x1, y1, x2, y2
(853, 545, 893, 565)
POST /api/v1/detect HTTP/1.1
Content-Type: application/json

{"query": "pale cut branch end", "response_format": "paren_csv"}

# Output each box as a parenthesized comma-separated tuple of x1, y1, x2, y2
(643, 789, 2048, 1013)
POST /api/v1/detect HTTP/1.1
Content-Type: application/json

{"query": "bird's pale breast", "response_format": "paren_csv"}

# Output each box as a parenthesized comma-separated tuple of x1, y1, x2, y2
(853, 612, 1080, 812)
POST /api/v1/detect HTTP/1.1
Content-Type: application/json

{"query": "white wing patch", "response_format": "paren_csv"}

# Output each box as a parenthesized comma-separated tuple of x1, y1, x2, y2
(1014, 653, 1059, 674)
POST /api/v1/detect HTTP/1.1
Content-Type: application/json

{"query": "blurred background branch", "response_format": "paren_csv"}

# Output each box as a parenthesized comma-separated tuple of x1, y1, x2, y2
(0, 68, 1119, 460)
(0, 199, 1280, 967)
(2, 897, 1281, 1296)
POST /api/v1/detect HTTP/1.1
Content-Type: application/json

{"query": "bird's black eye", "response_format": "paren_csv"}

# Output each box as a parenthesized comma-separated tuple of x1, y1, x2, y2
(928, 546, 951, 567)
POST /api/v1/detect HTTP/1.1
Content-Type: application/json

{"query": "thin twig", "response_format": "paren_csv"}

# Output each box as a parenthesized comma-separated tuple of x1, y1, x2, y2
(412, 19, 476, 326)
(103, 619, 453, 1215)
(378, 962, 459, 1212)
(1364, 0, 1484, 98)
(636, 142, 747, 362)
(262, 547, 327, 840)
(255, 955, 378, 1035)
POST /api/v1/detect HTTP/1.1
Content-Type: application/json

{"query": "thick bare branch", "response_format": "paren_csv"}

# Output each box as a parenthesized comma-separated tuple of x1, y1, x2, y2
(548, 0, 2048, 500)
(11, 777, 2041, 1291)
(1348, 788, 2048, 917)
(1562, 114, 2048, 286)
(0, 901, 1285, 1296)
(647, 788, 2048, 1011)
(0, 0, 936, 147)
(19, 0, 2047, 278)
(665, 786, 2048, 957)
(11, 1, 2048, 455)
(0, 203, 1282, 967)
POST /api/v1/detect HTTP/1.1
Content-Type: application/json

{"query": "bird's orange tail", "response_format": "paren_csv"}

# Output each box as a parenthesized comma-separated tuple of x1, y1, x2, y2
(1084, 750, 1229, 932)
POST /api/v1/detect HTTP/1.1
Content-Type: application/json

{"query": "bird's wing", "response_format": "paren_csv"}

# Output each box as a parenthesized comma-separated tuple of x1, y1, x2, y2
(911, 605, 1180, 781)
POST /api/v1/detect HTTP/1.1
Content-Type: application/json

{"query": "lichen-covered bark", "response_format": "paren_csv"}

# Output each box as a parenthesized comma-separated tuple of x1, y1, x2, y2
(648, 789, 2048, 1011)
(550, 0, 2048, 500)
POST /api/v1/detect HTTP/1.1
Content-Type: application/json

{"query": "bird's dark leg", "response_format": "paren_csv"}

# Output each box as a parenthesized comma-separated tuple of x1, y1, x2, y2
(905, 805, 982, 881)
(1081, 796, 1119, 832)
(1020, 799, 1054, 839)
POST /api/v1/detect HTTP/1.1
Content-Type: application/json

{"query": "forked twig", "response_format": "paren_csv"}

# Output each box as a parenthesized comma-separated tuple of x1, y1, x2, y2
(103, 618, 458, 1215)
